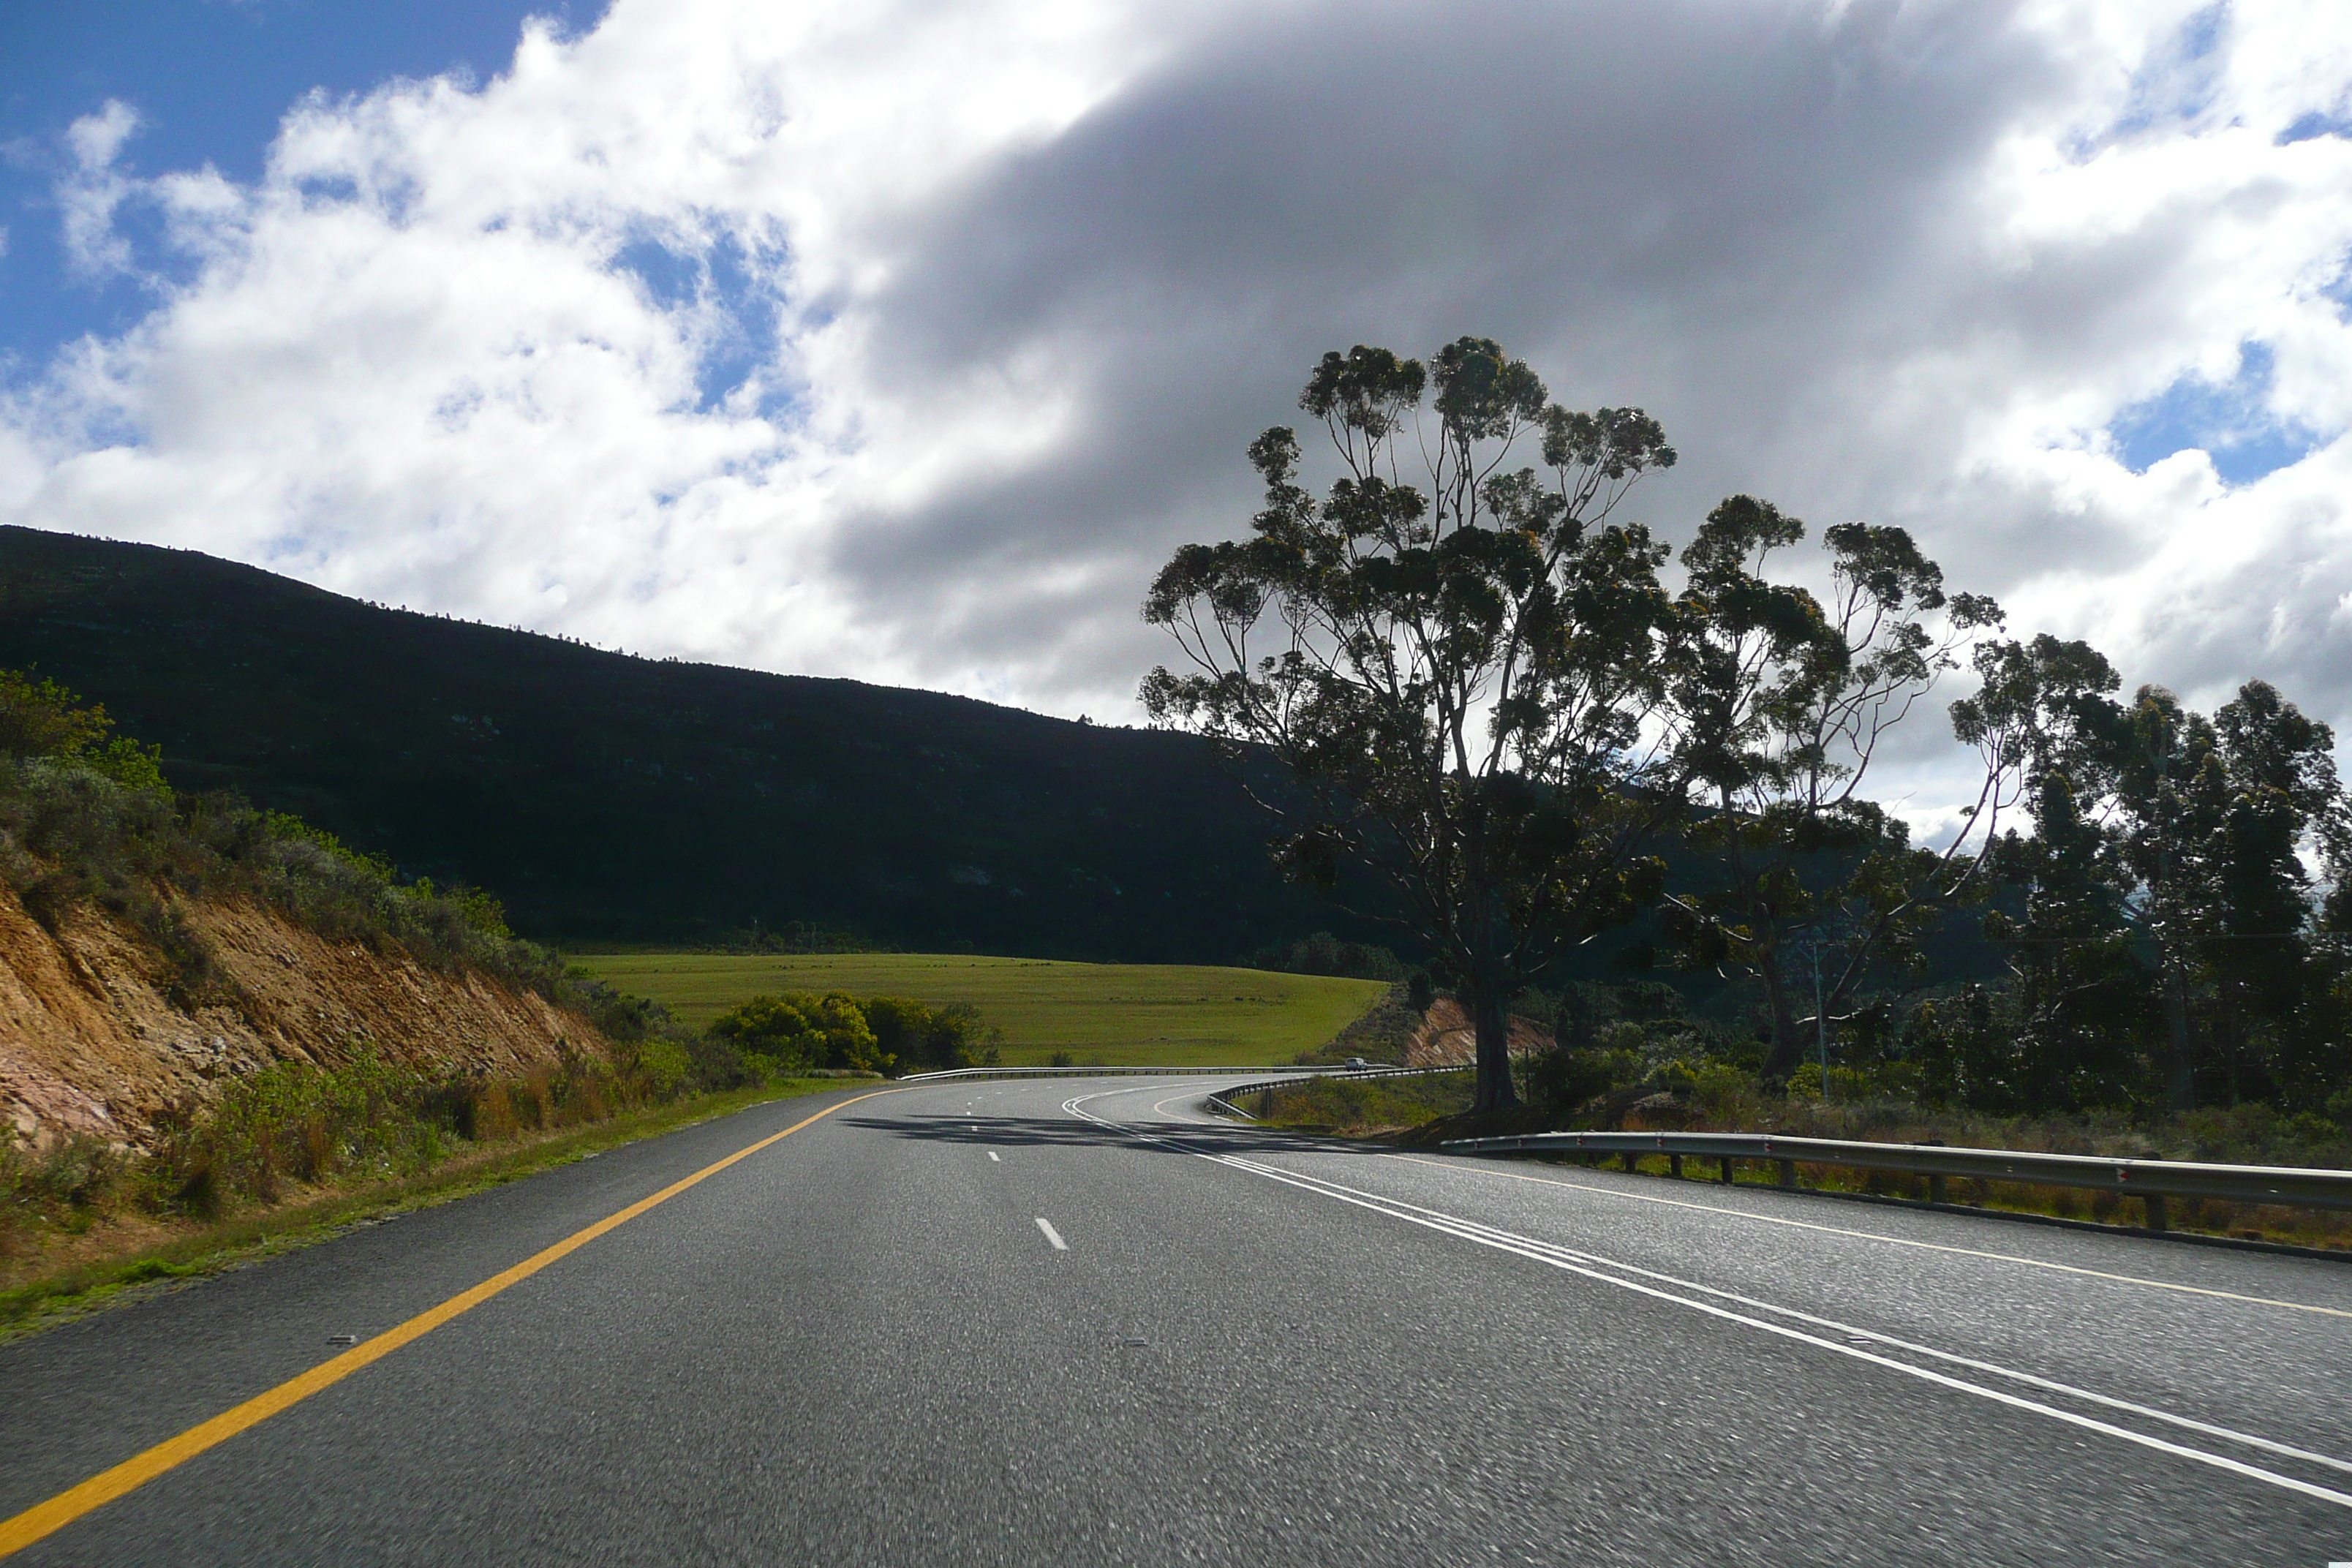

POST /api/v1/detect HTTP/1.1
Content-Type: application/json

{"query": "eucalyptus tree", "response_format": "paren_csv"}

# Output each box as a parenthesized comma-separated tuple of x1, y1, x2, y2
(1142, 339, 1678, 1110)
(1658, 496, 2006, 1083)
(2108, 680, 2345, 1107)
(1956, 636, 2146, 1109)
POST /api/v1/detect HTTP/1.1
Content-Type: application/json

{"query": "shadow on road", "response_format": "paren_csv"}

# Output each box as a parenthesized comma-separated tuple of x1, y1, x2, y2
(841, 1111, 1349, 1157)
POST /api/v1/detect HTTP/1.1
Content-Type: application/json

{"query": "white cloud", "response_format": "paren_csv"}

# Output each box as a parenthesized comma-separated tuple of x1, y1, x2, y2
(3, 0, 2351, 813)
(56, 100, 144, 279)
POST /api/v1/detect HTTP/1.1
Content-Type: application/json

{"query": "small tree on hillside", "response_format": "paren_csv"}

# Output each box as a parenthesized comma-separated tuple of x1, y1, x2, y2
(1142, 339, 1678, 1110)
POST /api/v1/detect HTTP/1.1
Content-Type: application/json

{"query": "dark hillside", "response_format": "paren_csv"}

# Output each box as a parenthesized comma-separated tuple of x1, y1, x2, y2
(0, 526, 1370, 959)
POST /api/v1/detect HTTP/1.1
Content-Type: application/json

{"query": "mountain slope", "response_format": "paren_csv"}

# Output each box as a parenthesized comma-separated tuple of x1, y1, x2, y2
(0, 527, 1356, 959)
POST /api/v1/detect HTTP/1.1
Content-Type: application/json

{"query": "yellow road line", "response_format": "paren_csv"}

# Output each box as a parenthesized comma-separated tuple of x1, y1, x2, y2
(1383, 1152, 2352, 1320)
(0, 1088, 900, 1559)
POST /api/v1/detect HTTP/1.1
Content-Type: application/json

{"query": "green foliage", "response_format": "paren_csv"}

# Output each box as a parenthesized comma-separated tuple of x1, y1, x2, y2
(0, 668, 113, 761)
(1525, 1047, 1621, 1109)
(862, 995, 999, 1071)
(1659, 495, 2004, 1083)
(1251, 1071, 1474, 1131)
(630, 1036, 697, 1098)
(1145, 337, 1681, 1110)
(0, 1027, 837, 1279)
(160, 1047, 445, 1211)
(1249, 932, 1405, 981)
(709, 991, 892, 1074)
(722, 921, 882, 954)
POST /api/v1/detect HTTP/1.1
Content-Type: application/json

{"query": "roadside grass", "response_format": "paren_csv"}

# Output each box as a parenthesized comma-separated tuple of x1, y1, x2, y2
(1463, 1148, 2352, 1254)
(0, 1077, 854, 1343)
(1242, 1071, 1474, 1134)
(1263, 1074, 2352, 1253)
(568, 952, 1389, 1066)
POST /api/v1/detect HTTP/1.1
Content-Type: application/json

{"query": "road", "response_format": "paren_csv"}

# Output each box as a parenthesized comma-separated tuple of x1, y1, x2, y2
(4, 1074, 2350, 1564)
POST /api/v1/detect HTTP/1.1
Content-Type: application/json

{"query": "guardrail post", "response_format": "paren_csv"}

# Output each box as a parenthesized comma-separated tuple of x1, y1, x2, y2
(1719, 1156, 1735, 1185)
(1923, 1139, 1946, 1204)
(2141, 1152, 2167, 1231)
(1668, 1153, 1684, 1179)
(1777, 1158, 1796, 1188)
(1621, 1152, 1639, 1173)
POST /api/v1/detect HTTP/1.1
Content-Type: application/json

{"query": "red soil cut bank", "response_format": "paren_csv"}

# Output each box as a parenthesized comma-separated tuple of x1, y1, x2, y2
(0, 887, 611, 1149)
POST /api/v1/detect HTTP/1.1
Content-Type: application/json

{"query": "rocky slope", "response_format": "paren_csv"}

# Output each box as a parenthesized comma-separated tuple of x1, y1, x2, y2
(1401, 998, 1552, 1066)
(0, 887, 611, 1148)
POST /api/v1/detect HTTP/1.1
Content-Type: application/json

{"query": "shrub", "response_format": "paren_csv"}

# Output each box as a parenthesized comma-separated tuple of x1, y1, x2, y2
(863, 995, 999, 1071)
(1526, 1048, 1618, 1110)
(709, 992, 893, 1075)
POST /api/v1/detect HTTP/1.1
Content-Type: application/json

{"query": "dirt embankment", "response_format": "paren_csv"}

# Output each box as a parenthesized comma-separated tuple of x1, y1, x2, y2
(1401, 998, 1551, 1066)
(0, 887, 610, 1148)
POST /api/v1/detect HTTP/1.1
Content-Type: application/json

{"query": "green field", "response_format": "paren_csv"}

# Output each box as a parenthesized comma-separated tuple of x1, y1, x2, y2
(566, 952, 1390, 1067)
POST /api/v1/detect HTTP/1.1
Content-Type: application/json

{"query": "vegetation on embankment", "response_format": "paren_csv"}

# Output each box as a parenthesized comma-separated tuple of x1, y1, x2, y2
(0, 668, 659, 1147)
(1239, 1041, 2352, 1251)
(1239, 1071, 1474, 1134)
(570, 951, 1390, 1066)
(0, 1041, 864, 1338)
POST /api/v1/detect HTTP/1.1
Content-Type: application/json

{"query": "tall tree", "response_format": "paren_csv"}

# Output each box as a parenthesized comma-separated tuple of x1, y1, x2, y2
(1981, 671, 2347, 1110)
(1659, 497, 2004, 1082)
(1142, 339, 1677, 1110)
(1959, 635, 2147, 1110)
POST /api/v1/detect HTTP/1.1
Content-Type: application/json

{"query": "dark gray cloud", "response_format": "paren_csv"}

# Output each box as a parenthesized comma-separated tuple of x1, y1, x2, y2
(6, 0, 2349, 823)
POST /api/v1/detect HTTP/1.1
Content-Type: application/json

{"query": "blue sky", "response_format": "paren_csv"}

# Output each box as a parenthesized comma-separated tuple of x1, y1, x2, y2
(0, 1, 592, 363)
(2111, 344, 2315, 487)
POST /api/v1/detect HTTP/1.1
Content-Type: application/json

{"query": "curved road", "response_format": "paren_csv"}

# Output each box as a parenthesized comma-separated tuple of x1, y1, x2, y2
(4, 1075, 2351, 1564)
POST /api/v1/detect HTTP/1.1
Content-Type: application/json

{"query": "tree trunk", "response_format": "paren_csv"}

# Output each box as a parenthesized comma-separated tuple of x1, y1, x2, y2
(1470, 987, 1520, 1112)
(1758, 949, 1803, 1083)
(2161, 960, 2195, 1112)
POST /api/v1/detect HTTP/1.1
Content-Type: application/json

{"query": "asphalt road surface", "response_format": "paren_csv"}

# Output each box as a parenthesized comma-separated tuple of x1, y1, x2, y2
(5, 1074, 2351, 1565)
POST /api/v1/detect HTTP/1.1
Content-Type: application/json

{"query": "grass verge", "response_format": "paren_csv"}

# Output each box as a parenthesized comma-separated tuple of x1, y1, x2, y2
(1240, 1071, 1474, 1134)
(0, 1077, 853, 1345)
(568, 951, 1389, 1066)
(1281, 1093, 2352, 1254)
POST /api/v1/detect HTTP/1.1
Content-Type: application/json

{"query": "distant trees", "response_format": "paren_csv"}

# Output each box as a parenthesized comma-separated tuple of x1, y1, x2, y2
(1248, 931, 1406, 981)
(1145, 338, 1680, 1110)
(1147, 341, 2352, 1126)
(1947, 674, 2352, 1115)
(708, 992, 1000, 1077)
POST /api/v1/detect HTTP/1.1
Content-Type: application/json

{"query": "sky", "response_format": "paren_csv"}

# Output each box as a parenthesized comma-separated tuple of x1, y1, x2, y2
(2, 0, 2351, 841)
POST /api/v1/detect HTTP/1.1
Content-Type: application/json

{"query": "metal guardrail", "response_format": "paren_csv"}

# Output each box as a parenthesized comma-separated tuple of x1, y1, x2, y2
(1439, 1128, 2352, 1227)
(895, 1064, 1378, 1084)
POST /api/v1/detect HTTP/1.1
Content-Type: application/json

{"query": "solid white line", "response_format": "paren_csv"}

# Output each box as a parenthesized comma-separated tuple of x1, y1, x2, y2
(1379, 1152, 2352, 1321)
(1063, 1090, 2352, 1511)
(988, 1151, 1001, 1162)
(1098, 1077, 2352, 1322)
(1215, 1153, 2352, 1481)
(1034, 1216, 1068, 1251)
